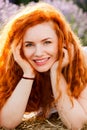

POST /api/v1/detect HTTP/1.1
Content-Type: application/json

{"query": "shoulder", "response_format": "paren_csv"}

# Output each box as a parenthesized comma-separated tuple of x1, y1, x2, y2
(82, 46, 87, 66)
(82, 46, 87, 52)
(82, 46, 87, 55)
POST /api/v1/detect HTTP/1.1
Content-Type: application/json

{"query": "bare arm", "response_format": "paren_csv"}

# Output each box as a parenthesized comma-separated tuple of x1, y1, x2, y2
(77, 47, 87, 117)
(0, 78, 34, 129)
(50, 58, 87, 130)
(78, 85, 87, 114)
(0, 41, 35, 129)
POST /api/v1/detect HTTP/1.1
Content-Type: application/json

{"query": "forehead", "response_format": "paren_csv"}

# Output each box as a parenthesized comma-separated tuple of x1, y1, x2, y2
(23, 22, 57, 41)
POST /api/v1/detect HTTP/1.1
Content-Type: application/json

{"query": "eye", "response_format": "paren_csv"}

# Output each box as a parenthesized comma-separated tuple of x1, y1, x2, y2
(44, 41, 52, 44)
(25, 42, 34, 47)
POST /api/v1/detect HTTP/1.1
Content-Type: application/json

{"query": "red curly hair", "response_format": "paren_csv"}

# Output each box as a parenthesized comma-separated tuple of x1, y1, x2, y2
(0, 2, 87, 116)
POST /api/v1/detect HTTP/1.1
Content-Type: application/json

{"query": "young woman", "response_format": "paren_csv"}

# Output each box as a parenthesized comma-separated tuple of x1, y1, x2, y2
(0, 2, 87, 130)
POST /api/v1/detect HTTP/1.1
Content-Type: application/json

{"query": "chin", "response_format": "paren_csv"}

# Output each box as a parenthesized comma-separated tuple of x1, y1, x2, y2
(35, 67, 50, 73)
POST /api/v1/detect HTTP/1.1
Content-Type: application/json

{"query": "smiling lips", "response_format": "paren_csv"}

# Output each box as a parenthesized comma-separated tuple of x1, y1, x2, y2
(33, 57, 50, 66)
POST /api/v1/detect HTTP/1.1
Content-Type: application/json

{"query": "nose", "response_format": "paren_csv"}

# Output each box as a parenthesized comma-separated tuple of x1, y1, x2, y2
(34, 45, 43, 57)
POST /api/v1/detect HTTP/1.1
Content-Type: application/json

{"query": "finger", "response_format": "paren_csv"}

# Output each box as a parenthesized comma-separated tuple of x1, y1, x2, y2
(62, 43, 74, 67)
(16, 41, 22, 50)
(11, 40, 22, 61)
(62, 48, 69, 67)
(51, 61, 59, 72)
(11, 40, 22, 51)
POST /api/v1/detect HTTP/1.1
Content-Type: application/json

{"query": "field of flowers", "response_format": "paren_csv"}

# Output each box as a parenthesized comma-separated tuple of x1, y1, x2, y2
(42, 0, 87, 46)
(0, 0, 87, 46)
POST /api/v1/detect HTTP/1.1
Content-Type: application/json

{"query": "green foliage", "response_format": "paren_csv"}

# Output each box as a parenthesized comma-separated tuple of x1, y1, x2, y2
(15, 0, 39, 5)
(73, 0, 87, 12)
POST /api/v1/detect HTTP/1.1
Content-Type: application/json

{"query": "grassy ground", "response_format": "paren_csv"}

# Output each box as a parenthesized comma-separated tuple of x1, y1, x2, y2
(0, 113, 87, 130)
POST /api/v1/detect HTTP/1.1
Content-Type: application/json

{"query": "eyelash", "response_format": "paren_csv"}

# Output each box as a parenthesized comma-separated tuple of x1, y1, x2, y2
(44, 41, 52, 44)
(25, 41, 52, 47)
(25, 43, 34, 47)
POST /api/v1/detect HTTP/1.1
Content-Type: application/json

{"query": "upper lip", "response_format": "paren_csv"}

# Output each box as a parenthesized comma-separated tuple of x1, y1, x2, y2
(33, 57, 50, 62)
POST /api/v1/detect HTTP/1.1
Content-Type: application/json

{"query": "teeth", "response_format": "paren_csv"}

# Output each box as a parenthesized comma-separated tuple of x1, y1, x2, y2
(35, 58, 48, 63)
(36, 60, 46, 62)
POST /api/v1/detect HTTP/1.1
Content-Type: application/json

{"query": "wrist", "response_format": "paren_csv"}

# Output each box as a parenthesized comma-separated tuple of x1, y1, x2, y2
(23, 72, 35, 78)
(22, 76, 35, 80)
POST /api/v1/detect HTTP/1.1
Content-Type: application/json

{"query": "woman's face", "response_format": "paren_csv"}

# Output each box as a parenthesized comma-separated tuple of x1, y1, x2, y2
(23, 22, 58, 72)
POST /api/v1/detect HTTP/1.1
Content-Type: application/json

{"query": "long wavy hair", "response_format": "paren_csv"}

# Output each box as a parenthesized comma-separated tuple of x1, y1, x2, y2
(0, 2, 87, 116)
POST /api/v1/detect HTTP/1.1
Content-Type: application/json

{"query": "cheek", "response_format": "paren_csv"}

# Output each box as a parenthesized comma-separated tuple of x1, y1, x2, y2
(52, 47, 58, 58)
(54, 52, 58, 59)
(23, 48, 32, 59)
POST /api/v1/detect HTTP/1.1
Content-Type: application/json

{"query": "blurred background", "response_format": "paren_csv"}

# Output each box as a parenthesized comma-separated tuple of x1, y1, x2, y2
(0, 0, 87, 46)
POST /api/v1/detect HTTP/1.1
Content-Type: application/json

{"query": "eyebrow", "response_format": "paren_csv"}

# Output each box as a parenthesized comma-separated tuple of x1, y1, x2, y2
(24, 41, 34, 44)
(24, 37, 52, 44)
(41, 37, 52, 42)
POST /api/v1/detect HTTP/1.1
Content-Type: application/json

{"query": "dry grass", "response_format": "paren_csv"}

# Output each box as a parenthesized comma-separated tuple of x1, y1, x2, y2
(0, 113, 87, 130)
